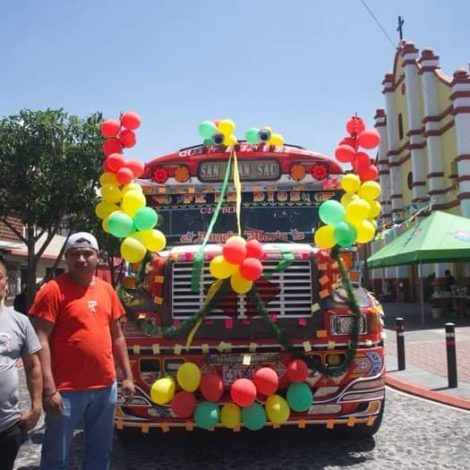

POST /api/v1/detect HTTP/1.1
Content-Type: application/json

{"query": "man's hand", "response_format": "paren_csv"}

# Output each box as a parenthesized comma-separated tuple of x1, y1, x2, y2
(19, 407, 42, 432)
(121, 378, 135, 398)
(43, 391, 64, 416)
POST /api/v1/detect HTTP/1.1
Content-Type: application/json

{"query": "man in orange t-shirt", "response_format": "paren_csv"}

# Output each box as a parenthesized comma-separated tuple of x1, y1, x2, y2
(30, 232, 135, 470)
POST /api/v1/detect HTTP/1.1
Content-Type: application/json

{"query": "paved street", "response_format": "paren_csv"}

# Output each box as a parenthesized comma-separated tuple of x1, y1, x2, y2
(13, 370, 470, 469)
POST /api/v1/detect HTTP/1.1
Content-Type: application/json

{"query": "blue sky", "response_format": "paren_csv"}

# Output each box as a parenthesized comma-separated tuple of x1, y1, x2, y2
(2, 1, 470, 163)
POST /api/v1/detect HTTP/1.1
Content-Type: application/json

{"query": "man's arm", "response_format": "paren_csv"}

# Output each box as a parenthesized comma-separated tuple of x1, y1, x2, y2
(20, 352, 42, 432)
(111, 319, 135, 397)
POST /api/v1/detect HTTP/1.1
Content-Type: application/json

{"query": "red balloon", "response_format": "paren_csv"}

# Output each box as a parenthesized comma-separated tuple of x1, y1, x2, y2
(253, 367, 279, 396)
(346, 116, 365, 136)
(230, 379, 257, 407)
(200, 374, 224, 402)
(103, 138, 123, 156)
(287, 359, 308, 383)
(354, 152, 371, 173)
(171, 391, 196, 418)
(119, 129, 137, 148)
(239, 257, 263, 281)
(360, 164, 379, 182)
(245, 239, 264, 259)
(357, 129, 381, 149)
(121, 111, 141, 131)
(223, 238, 247, 265)
(334, 145, 355, 163)
(339, 136, 356, 148)
(100, 119, 121, 138)
(103, 158, 113, 173)
(116, 167, 135, 185)
(106, 153, 125, 172)
(126, 160, 145, 179)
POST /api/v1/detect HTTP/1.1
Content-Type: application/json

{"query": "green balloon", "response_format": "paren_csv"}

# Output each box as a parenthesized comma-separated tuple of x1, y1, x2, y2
(319, 200, 345, 225)
(286, 383, 313, 412)
(198, 121, 218, 140)
(245, 127, 260, 144)
(203, 138, 213, 146)
(194, 402, 220, 430)
(108, 211, 134, 238)
(134, 207, 158, 231)
(242, 403, 266, 431)
(334, 222, 357, 247)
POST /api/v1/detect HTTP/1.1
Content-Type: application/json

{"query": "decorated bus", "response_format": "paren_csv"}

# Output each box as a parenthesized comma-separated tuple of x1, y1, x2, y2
(96, 115, 385, 436)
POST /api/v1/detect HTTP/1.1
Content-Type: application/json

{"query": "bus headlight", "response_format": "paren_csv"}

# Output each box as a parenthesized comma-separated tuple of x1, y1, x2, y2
(330, 315, 367, 336)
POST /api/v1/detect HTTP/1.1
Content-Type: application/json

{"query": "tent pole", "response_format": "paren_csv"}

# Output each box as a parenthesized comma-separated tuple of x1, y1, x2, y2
(419, 263, 425, 326)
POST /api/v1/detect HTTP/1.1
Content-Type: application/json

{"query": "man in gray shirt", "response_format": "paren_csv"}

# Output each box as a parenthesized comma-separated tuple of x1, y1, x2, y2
(0, 254, 42, 470)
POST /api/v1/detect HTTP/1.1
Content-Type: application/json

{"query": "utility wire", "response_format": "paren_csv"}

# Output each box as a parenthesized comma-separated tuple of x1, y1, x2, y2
(358, 0, 397, 50)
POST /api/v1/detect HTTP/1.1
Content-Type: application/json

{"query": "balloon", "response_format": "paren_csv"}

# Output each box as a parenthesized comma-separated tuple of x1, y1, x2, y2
(121, 236, 146, 263)
(319, 200, 345, 225)
(106, 153, 125, 172)
(360, 164, 379, 182)
(339, 136, 356, 147)
(99, 172, 119, 186)
(102, 216, 111, 233)
(287, 359, 308, 383)
(150, 377, 175, 405)
(265, 395, 290, 425)
(258, 128, 272, 142)
(313, 225, 336, 249)
(334, 222, 357, 247)
(223, 134, 238, 146)
(239, 257, 263, 281)
(369, 200, 382, 218)
(100, 119, 121, 138)
(245, 239, 264, 259)
(268, 133, 285, 146)
(176, 362, 201, 392)
(209, 255, 237, 279)
(212, 133, 224, 145)
(346, 116, 365, 135)
(220, 403, 241, 429)
(334, 145, 355, 163)
(198, 120, 218, 139)
(217, 119, 235, 136)
(126, 160, 145, 179)
(223, 236, 247, 265)
(108, 211, 134, 238)
(95, 201, 119, 220)
(340, 193, 359, 208)
(203, 138, 213, 146)
(287, 383, 313, 412)
(140, 229, 166, 252)
(242, 403, 266, 431)
(194, 402, 220, 430)
(101, 184, 122, 204)
(358, 181, 381, 201)
(134, 207, 158, 231)
(230, 379, 257, 407)
(340, 174, 361, 193)
(345, 199, 371, 223)
(354, 219, 376, 243)
(171, 391, 196, 418)
(116, 167, 135, 185)
(200, 374, 224, 402)
(245, 127, 261, 144)
(230, 271, 253, 295)
(120, 111, 141, 131)
(121, 190, 146, 216)
(253, 367, 279, 396)
(102, 138, 123, 157)
(122, 183, 143, 195)
(357, 129, 381, 149)
(119, 129, 136, 148)
(354, 152, 371, 173)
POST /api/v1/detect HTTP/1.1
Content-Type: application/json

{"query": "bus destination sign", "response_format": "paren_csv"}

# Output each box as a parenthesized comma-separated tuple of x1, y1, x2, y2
(198, 159, 280, 182)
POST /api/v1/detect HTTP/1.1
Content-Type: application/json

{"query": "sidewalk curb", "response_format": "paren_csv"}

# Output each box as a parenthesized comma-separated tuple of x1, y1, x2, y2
(385, 374, 470, 411)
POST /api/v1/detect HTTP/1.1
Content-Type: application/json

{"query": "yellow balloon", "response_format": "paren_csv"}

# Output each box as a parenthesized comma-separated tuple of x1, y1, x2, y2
(102, 216, 111, 233)
(358, 181, 381, 201)
(369, 200, 382, 218)
(150, 377, 175, 405)
(221, 403, 241, 429)
(210, 255, 238, 279)
(223, 134, 238, 146)
(341, 174, 361, 194)
(265, 395, 290, 425)
(176, 362, 201, 392)
(100, 172, 119, 186)
(95, 201, 120, 219)
(345, 198, 371, 224)
(340, 193, 359, 208)
(268, 133, 285, 146)
(122, 182, 143, 195)
(354, 220, 376, 243)
(120, 236, 146, 263)
(140, 229, 167, 252)
(230, 271, 253, 294)
(101, 184, 122, 204)
(217, 119, 236, 136)
(313, 225, 336, 249)
(121, 190, 146, 216)
(369, 218, 378, 229)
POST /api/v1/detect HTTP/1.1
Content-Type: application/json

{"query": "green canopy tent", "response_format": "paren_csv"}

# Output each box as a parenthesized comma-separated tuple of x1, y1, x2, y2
(367, 211, 470, 324)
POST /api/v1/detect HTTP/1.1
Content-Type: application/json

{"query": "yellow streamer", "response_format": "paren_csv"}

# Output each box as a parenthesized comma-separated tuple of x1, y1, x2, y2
(232, 150, 242, 237)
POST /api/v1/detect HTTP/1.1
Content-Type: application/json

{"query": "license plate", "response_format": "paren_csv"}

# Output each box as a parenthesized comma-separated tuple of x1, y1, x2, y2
(222, 366, 254, 385)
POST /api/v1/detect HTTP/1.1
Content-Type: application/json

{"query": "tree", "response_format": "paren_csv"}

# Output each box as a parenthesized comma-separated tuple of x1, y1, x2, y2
(0, 109, 104, 307)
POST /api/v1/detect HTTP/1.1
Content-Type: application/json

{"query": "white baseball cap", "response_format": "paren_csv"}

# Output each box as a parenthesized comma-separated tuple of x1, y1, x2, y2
(65, 232, 99, 253)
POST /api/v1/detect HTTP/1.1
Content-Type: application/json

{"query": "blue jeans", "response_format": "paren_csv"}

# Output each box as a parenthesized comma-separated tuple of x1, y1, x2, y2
(40, 382, 117, 470)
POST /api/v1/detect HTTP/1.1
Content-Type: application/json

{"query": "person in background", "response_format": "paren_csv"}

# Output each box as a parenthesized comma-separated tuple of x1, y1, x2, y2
(30, 232, 135, 470)
(13, 283, 28, 315)
(0, 254, 42, 470)
(445, 269, 456, 291)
